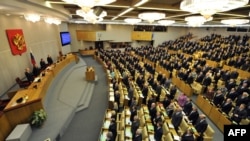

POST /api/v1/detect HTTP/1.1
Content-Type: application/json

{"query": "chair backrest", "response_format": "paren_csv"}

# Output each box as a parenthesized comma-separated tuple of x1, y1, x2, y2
(179, 118, 189, 133)
(140, 116, 145, 127)
(164, 132, 173, 141)
(204, 124, 215, 137)
(15, 77, 22, 83)
(142, 126, 148, 139)
(162, 122, 169, 135)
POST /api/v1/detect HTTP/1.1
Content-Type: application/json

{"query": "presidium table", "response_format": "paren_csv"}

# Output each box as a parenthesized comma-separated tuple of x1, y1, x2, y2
(0, 53, 78, 141)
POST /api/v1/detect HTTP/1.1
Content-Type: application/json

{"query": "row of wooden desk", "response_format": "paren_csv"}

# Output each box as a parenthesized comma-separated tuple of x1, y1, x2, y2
(196, 95, 232, 132)
(0, 54, 77, 141)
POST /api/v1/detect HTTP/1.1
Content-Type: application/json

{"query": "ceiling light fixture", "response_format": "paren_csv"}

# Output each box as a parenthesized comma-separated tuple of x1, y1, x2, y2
(138, 12, 165, 23)
(185, 16, 207, 26)
(63, 0, 116, 12)
(221, 19, 250, 26)
(76, 9, 107, 24)
(124, 18, 142, 24)
(44, 17, 61, 25)
(158, 20, 175, 26)
(180, 0, 249, 20)
(24, 14, 40, 23)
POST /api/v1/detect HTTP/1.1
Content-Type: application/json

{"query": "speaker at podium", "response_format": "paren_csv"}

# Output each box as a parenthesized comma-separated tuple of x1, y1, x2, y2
(85, 66, 95, 81)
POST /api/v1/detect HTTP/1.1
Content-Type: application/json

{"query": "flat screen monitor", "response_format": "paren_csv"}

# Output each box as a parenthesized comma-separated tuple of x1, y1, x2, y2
(60, 32, 71, 46)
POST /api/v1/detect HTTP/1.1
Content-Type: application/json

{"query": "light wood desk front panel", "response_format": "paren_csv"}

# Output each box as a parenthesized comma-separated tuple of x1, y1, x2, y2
(0, 114, 11, 141)
(3, 54, 76, 131)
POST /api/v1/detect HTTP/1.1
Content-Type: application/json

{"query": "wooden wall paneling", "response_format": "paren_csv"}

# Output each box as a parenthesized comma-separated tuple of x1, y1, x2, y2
(76, 30, 97, 41)
(131, 31, 152, 41)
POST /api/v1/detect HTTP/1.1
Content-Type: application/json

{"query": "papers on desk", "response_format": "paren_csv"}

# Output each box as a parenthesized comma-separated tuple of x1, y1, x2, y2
(173, 135, 180, 141)
(140, 94, 144, 98)
(168, 123, 174, 129)
(109, 91, 114, 96)
(33, 77, 41, 83)
(126, 109, 131, 116)
(103, 120, 110, 129)
(109, 96, 114, 101)
(149, 134, 155, 141)
(109, 88, 114, 92)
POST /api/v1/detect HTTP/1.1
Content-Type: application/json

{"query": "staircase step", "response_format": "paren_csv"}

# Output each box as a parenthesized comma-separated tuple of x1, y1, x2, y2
(76, 83, 95, 112)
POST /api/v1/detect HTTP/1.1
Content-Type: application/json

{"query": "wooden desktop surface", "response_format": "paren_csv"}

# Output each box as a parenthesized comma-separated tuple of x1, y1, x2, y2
(1, 54, 76, 140)
(196, 95, 232, 132)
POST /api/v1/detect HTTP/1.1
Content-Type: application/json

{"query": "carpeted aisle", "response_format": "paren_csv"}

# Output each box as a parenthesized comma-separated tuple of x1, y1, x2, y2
(60, 56, 109, 141)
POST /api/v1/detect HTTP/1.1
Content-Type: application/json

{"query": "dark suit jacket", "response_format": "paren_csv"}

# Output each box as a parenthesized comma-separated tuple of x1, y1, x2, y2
(133, 134, 142, 141)
(25, 71, 34, 82)
(149, 107, 157, 122)
(221, 102, 233, 115)
(213, 94, 224, 107)
(188, 111, 199, 125)
(108, 122, 117, 139)
(183, 102, 193, 115)
(131, 120, 140, 137)
(202, 77, 211, 86)
(195, 119, 208, 134)
(154, 127, 163, 141)
(231, 107, 248, 123)
(171, 112, 183, 129)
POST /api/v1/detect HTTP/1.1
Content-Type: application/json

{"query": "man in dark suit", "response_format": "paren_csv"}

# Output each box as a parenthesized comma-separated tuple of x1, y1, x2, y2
(40, 58, 47, 70)
(213, 89, 225, 107)
(149, 103, 157, 123)
(141, 84, 148, 104)
(188, 107, 199, 125)
(194, 114, 208, 135)
(220, 98, 233, 115)
(231, 103, 248, 124)
(25, 67, 34, 82)
(183, 98, 193, 115)
(131, 115, 140, 139)
(195, 72, 204, 83)
(108, 118, 117, 140)
(171, 107, 183, 131)
(133, 129, 142, 141)
(32, 64, 41, 77)
(162, 95, 171, 109)
(202, 73, 212, 93)
(226, 87, 238, 101)
(235, 92, 249, 106)
(47, 55, 53, 65)
(154, 121, 163, 141)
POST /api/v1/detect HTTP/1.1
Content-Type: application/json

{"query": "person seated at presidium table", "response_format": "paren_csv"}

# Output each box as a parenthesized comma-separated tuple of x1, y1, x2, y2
(32, 64, 41, 77)
(25, 67, 34, 82)
(47, 55, 53, 65)
(40, 58, 47, 70)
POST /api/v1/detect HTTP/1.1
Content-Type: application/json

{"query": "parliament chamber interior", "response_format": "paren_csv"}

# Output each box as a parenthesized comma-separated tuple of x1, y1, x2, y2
(0, 1, 250, 141)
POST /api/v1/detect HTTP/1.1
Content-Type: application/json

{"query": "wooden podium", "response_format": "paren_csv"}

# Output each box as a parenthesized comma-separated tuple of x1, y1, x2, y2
(85, 67, 95, 81)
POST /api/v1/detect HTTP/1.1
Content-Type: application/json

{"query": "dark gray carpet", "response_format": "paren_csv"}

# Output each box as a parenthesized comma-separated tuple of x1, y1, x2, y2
(60, 56, 108, 141)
